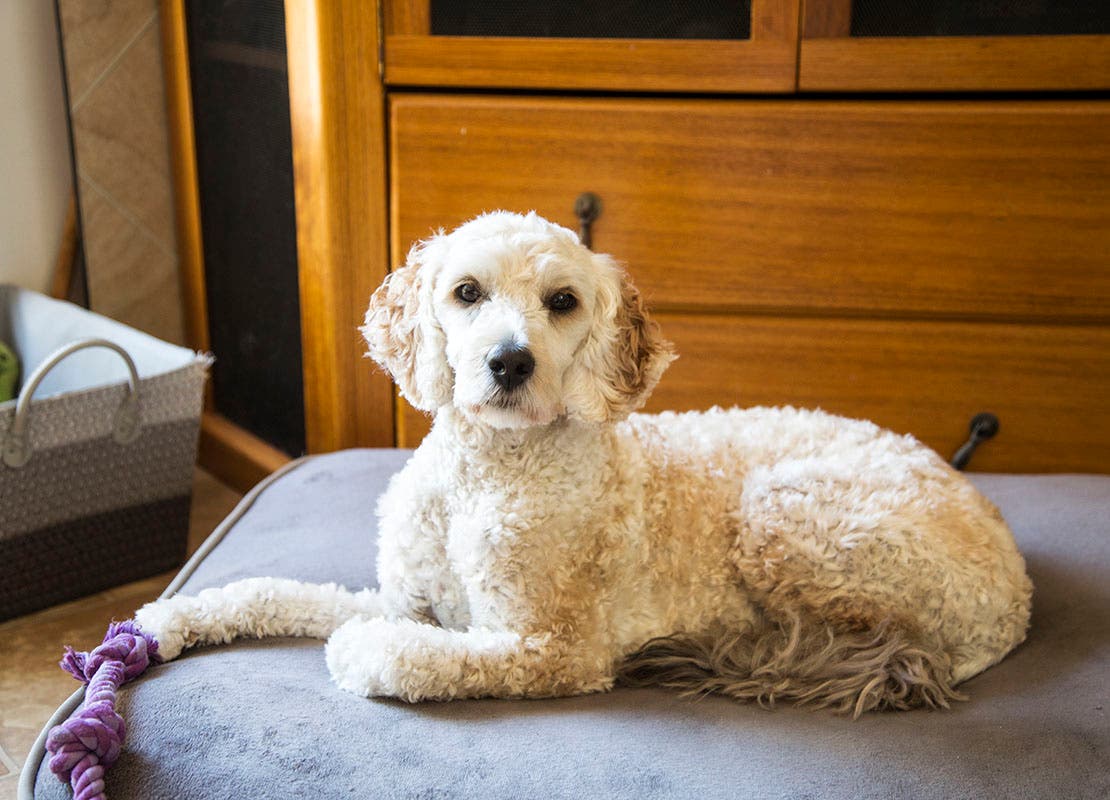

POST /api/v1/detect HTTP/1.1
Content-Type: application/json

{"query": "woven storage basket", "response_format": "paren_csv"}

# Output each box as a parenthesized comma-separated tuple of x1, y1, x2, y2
(0, 286, 211, 621)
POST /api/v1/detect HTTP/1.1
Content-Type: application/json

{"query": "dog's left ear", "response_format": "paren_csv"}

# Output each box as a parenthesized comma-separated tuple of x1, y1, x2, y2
(567, 254, 675, 423)
(360, 235, 453, 413)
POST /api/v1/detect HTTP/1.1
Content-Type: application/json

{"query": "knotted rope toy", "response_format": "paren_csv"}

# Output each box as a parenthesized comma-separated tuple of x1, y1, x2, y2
(46, 620, 161, 800)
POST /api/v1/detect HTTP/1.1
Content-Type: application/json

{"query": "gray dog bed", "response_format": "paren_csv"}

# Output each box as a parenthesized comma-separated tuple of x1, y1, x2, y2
(23, 449, 1110, 799)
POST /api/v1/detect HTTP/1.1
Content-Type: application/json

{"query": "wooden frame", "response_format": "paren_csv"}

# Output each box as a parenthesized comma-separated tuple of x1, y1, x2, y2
(50, 195, 78, 301)
(799, 0, 1110, 91)
(800, 34, 1110, 91)
(802, 0, 851, 39)
(285, 0, 395, 452)
(165, 0, 394, 469)
(161, 1, 210, 356)
(384, 0, 802, 93)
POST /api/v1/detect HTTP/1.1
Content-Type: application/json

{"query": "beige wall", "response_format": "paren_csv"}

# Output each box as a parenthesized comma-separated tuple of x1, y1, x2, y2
(57, 0, 185, 345)
(0, 2, 73, 294)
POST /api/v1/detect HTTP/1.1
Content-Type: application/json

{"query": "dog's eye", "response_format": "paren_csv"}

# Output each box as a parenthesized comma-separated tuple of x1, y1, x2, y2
(454, 283, 482, 304)
(548, 292, 577, 313)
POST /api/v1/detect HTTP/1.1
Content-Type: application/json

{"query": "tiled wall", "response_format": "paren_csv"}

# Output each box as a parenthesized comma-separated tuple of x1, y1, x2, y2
(58, 0, 185, 345)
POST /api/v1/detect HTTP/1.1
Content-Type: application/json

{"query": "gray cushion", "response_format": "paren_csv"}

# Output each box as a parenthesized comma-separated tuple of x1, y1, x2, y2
(29, 450, 1110, 799)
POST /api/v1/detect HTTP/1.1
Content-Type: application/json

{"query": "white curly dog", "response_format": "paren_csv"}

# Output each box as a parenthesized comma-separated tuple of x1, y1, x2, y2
(138, 212, 1032, 715)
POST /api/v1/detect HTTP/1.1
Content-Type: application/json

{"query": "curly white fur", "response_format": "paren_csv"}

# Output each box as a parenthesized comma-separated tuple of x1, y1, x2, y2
(137, 212, 1032, 714)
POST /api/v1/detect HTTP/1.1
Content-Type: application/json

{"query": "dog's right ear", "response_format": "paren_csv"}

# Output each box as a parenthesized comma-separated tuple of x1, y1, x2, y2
(361, 235, 453, 413)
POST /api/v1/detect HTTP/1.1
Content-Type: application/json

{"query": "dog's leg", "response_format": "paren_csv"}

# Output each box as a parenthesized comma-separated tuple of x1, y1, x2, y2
(325, 617, 613, 701)
(134, 578, 384, 661)
(374, 456, 456, 624)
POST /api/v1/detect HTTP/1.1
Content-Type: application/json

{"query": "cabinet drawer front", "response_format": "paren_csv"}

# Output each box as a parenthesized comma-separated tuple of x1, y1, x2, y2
(399, 314, 1110, 473)
(391, 95, 1110, 322)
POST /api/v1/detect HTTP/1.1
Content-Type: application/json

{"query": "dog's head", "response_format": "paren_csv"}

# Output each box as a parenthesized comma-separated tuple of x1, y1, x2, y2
(362, 211, 674, 429)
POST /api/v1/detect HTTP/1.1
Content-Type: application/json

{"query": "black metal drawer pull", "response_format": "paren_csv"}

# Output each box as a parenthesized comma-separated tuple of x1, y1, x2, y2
(574, 192, 602, 249)
(950, 412, 1000, 471)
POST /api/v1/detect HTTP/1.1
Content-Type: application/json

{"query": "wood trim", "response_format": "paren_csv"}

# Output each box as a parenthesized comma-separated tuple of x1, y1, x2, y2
(384, 0, 429, 36)
(384, 0, 800, 46)
(285, 0, 395, 452)
(160, 1, 210, 354)
(751, 0, 800, 41)
(388, 123, 404, 448)
(802, 0, 852, 38)
(800, 35, 1110, 91)
(385, 35, 798, 93)
(51, 194, 78, 300)
(198, 412, 292, 493)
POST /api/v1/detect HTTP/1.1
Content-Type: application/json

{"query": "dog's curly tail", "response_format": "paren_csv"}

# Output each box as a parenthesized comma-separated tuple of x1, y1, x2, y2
(616, 615, 964, 718)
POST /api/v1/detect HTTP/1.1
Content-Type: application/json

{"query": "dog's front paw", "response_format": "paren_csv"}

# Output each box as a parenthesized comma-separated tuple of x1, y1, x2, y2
(325, 616, 407, 698)
(326, 616, 484, 701)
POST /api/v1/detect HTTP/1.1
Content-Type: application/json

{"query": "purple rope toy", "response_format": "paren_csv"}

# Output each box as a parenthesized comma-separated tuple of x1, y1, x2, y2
(46, 620, 161, 800)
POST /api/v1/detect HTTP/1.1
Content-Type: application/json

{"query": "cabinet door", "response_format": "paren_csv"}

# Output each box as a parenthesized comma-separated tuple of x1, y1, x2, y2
(384, 0, 800, 92)
(800, 0, 1110, 90)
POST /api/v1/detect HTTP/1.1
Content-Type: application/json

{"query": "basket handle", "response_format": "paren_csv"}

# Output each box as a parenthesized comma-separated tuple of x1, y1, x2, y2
(2, 338, 141, 469)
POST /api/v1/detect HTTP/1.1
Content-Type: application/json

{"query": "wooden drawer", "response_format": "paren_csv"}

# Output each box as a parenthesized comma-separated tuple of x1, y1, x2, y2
(391, 94, 1110, 469)
(391, 95, 1110, 322)
(399, 314, 1110, 473)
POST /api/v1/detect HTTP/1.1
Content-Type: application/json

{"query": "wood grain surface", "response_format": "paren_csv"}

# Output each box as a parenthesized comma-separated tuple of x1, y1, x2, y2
(385, 35, 799, 93)
(400, 313, 1110, 473)
(166, 0, 309, 489)
(384, 0, 800, 93)
(391, 95, 1110, 322)
(803, 0, 853, 38)
(391, 94, 1109, 469)
(285, 0, 395, 451)
(800, 35, 1110, 91)
(384, 0, 429, 36)
(161, 0, 210, 399)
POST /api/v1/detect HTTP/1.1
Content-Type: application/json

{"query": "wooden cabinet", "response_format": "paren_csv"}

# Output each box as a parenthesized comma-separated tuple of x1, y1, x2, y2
(283, 1, 1110, 471)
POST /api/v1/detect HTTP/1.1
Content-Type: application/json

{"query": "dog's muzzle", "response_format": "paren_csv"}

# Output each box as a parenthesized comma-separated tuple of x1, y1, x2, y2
(487, 343, 534, 392)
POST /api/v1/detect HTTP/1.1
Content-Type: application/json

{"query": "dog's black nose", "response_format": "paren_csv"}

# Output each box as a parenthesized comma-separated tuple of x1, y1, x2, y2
(488, 344, 535, 392)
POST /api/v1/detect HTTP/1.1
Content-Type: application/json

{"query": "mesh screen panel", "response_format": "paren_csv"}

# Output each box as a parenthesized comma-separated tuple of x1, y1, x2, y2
(187, 0, 306, 456)
(851, 0, 1110, 37)
(431, 0, 751, 39)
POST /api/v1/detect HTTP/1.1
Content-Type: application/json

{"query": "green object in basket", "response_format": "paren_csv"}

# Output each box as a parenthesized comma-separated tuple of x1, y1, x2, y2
(0, 341, 18, 402)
